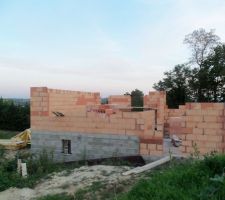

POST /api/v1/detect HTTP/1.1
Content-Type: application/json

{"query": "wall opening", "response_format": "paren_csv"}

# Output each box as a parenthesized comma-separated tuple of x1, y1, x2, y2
(62, 139, 71, 154)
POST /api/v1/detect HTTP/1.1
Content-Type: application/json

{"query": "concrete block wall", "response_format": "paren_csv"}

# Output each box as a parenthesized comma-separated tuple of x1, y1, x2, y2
(31, 131, 139, 162)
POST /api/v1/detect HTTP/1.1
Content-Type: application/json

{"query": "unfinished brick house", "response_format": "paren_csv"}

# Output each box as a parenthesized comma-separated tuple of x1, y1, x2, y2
(30, 87, 225, 162)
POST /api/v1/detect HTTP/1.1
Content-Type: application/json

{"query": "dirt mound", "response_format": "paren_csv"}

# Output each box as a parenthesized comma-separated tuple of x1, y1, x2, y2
(0, 188, 35, 200)
(0, 165, 132, 200)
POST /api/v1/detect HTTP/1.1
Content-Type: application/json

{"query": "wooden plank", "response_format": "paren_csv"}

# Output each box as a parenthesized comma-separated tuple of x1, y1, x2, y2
(21, 163, 28, 178)
(122, 156, 170, 175)
(17, 159, 22, 174)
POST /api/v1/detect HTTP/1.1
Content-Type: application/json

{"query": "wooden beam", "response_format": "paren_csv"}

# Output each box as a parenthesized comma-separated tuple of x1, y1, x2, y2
(122, 156, 171, 175)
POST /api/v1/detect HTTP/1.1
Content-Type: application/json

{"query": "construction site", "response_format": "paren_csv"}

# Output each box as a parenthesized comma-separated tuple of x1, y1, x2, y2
(0, 86, 225, 200)
(30, 86, 225, 161)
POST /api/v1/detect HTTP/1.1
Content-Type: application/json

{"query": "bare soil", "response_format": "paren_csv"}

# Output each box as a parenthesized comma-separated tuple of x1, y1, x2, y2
(0, 165, 136, 200)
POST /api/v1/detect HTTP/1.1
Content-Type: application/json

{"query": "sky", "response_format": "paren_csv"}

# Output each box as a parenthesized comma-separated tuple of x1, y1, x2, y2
(0, 0, 225, 98)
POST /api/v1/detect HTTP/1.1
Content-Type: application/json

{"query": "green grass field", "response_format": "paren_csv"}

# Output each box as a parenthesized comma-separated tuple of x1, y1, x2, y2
(119, 154, 225, 200)
(0, 130, 18, 139)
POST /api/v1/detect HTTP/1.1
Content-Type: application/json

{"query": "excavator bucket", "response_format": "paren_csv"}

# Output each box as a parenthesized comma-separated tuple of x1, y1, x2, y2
(0, 129, 31, 150)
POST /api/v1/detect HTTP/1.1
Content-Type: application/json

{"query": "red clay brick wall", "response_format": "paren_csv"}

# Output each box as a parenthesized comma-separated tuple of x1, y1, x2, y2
(108, 95, 131, 107)
(48, 88, 100, 117)
(31, 88, 225, 157)
(31, 87, 100, 126)
(30, 87, 49, 117)
(31, 104, 156, 139)
(144, 91, 166, 130)
(168, 103, 225, 155)
(31, 87, 164, 157)
(140, 91, 166, 156)
(165, 105, 186, 136)
(31, 87, 100, 115)
(181, 103, 225, 155)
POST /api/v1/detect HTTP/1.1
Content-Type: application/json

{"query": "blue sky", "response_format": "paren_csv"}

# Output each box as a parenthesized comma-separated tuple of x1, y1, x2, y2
(0, 0, 225, 98)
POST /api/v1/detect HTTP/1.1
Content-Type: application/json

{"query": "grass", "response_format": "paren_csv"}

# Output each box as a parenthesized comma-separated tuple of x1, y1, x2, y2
(36, 177, 140, 200)
(1, 144, 225, 200)
(35, 181, 105, 200)
(37, 193, 74, 200)
(0, 148, 134, 194)
(118, 154, 225, 200)
(0, 149, 84, 192)
(0, 129, 18, 139)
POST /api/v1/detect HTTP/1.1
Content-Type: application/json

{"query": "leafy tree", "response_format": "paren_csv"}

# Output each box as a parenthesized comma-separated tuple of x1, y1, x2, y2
(184, 28, 221, 101)
(124, 92, 131, 96)
(125, 89, 144, 111)
(200, 44, 225, 101)
(184, 28, 220, 68)
(154, 45, 225, 106)
(153, 64, 192, 108)
(131, 89, 144, 108)
(154, 29, 225, 106)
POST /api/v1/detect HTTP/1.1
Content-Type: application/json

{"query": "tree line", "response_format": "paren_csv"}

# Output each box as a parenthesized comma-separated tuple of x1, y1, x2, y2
(153, 28, 225, 108)
(0, 98, 30, 131)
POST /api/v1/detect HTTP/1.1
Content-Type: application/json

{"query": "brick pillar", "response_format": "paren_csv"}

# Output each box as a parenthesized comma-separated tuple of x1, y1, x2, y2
(30, 87, 49, 117)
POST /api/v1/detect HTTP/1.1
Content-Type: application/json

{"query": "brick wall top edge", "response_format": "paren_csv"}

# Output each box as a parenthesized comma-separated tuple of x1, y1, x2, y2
(108, 95, 131, 98)
(31, 87, 48, 92)
(185, 102, 225, 109)
(31, 87, 100, 96)
(148, 91, 166, 95)
(185, 102, 225, 105)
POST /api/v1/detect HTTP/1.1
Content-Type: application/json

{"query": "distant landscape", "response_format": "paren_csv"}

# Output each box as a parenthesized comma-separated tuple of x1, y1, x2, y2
(0, 98, 30, 131)
(4, 98, 30, 106)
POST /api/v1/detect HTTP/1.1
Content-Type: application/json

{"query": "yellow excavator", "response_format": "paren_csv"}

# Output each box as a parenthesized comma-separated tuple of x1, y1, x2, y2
(0, 129, 31, 150)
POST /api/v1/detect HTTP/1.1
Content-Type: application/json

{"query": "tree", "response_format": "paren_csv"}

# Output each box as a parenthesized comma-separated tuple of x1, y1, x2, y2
(0, 99, 30, 131)
(131, 89, 144, 108)
(184, 28, 221, 101)
(153, 64, 192, 108)
(154, 45, 225, 105)
(124, 89, 144, 111)
(154, 29, 224, 105)
(201, 44, 225, 101)
(184, 28, 220, 68)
